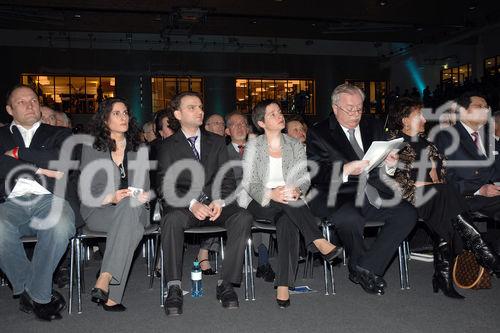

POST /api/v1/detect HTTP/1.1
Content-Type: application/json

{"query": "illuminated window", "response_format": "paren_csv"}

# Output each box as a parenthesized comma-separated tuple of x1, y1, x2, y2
(235, 78, 315, 115)
(20, 74, 115, 113)
(346, 80, 388, 114)
(440, 64, 471, 85)
(484, 57, 499, 76)
(151, 77, 203, 113)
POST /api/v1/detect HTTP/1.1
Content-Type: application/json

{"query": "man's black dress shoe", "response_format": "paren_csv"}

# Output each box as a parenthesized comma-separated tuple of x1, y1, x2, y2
(216, 281, 239, 309)
(102, 303, 127, 312)
(349, 266, 385, 295)
(322, 246, 343, 264)
(164, 285, 183, 316)
(276, 298, 290, 308)
(91, 287, 109, 304)
(53, 266, 70, 289)
(256, 264, 276, 282)
(19, 291, 65, 321)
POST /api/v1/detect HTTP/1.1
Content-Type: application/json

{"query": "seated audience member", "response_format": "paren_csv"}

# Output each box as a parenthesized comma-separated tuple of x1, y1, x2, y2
(79, 98, 151, 312)
(40, 106, 57, 126)
(0, 84, 75, 321)
(285, 115, 307, 144)
(493, 111, 500, 181)
(226, 111, 275, 282)
(204, 113, 225, 136)
(242, 99, 342, 308)
(387, 97, 499, 298)
(434, 92, 500, 275)
(307, 83, 417, 295)
(142, 121, 157, 143)
(54, 111, 71, 128)
(157, 92, 252, 316)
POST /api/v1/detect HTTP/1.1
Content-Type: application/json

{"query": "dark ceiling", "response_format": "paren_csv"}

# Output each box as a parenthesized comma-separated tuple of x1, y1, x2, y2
(1, 0, 499, 43)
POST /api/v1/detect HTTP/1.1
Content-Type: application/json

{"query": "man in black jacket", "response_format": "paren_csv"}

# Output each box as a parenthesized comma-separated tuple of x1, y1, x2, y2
(156, 92, 252, 316)
(307, 83, 417, 295)
(0, 84, 76, 321)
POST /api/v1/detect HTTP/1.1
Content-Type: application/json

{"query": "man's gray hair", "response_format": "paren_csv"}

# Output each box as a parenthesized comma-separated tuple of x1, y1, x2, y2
(331, 83, 365, 106)
(142, 121, 154, 132)
(225, 111, 247, 127)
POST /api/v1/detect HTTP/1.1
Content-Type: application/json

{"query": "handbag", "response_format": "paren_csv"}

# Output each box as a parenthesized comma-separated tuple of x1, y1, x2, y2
(452, 250, 491, 289)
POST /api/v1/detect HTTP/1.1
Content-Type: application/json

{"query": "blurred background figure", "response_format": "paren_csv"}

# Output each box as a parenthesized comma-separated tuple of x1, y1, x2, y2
(142, 121, 156, 143)
(40, 106, 57, 126)
(55, 111, 71, 128)
(285, 115, 307, 144)
(205, 114, 225, 136)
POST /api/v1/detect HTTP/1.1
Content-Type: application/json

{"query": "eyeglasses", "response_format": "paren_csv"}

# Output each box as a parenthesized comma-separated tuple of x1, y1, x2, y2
(207, 121, 225, 127)
(469, 103, 490, 110)
(335, 104, 363, 116)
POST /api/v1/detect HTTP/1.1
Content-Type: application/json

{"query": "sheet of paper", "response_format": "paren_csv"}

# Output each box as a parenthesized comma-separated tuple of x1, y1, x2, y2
(362, 137, 405, 172)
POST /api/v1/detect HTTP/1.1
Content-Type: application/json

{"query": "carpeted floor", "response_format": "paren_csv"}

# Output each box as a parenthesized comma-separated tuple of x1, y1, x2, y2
(1, 244, 499, 333)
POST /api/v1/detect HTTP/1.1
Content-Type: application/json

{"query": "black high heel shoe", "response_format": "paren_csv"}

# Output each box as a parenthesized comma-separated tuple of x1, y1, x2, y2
(102, 303, 127, 312)
(430, 237, 464, 299)
(276, 298, 290, 308)
(322, 246, 343, 264)
(90, 288, 109, 304)
(453, 215, 500, 276)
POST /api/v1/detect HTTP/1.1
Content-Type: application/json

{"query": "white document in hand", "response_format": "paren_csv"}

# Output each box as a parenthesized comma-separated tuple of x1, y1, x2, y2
(362, 137, 404, 172)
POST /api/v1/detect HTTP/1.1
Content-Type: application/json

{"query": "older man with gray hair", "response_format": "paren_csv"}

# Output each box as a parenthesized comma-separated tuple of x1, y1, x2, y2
(307, 83, 417, 295)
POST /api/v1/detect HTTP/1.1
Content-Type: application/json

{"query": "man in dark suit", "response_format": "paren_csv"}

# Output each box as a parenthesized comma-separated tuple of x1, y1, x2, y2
(435, 92, 500, 272)
(0, 84, 76, 321)
(492, 110, 500, 182)
(307, 83, 417, 295)
(157, 92, 252, 316)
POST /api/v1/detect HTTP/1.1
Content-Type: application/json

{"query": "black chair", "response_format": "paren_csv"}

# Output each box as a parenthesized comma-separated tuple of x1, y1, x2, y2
(68, 224, 160, 314)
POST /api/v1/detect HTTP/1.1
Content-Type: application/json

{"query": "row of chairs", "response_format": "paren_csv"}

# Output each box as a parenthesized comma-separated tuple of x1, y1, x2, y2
(1, 216, 411, 315)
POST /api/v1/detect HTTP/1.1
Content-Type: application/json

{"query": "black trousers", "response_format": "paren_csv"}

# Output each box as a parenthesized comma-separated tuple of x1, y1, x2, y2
(160, 203, 252, 285)
(466, 195, 500, 219)
(330, 198, 417, 276)
(247, 200, 324, 287)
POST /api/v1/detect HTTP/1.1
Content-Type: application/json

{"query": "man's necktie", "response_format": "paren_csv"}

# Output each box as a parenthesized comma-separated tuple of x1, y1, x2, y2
(471, 131, 484, 155)
(238, 144, 245, 158)
(347, 128, 364, 159)
(347, 128, 380, 208)
(187, 136, 200, 160)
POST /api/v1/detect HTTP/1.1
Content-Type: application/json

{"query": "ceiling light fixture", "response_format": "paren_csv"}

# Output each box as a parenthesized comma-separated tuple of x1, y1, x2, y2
(379, 0, 388, 6)
(468, 1, 477, 10)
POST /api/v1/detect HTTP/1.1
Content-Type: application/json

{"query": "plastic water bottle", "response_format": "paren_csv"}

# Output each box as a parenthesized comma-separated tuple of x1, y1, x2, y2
(191, 260, 203, 298)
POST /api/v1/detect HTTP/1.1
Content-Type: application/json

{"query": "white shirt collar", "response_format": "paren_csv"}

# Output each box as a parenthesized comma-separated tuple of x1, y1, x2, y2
(10, 120, 41, 134)
(460, 121, 482, 136)
(231, 141, 245, 152)
(339, 123, 360, 135)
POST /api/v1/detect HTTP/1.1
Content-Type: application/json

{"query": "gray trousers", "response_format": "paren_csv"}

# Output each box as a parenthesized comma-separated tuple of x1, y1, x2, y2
(84, 197, 148, 303)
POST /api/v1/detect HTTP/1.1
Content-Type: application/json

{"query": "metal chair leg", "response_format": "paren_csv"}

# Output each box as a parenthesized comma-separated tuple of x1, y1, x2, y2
(244, 243, 249, 301)
(76, 238, 82, 314)
(214, 251, 219, 274)
(68, 238, 75, 314)
(247, 238, 255, 300)
(150, 234, 160, 289)
(160, 246, 164, 307)
(398, 244, 407, 290)
(220, 236, 225, 261)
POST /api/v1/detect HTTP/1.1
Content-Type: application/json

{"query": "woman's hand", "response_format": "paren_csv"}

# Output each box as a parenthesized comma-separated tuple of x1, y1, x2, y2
(36, 168, 64, 180)
(284, 187, 301, 201)
(270, 186, 288, 204)
(109, 189, 131, 204)
(137, 190, 150, 204)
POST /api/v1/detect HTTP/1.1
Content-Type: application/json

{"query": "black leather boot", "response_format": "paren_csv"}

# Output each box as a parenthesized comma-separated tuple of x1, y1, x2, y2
(453, 214, 500, 275)
(432, 239, 464, 299)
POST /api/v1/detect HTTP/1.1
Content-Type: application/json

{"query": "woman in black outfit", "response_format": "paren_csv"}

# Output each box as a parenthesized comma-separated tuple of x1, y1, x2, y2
(242, 99, 342, 308)
(387, 97, 499, 299)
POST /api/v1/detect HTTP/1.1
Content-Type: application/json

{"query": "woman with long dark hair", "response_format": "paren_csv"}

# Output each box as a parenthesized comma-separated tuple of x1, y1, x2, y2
(387, 97, 499, 299)
(242, 99, 341, 308)
(79, 98, 150, 311)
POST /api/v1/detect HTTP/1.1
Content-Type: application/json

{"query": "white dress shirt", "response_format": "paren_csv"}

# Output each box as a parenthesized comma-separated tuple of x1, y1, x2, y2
(8, 121, 51, 198)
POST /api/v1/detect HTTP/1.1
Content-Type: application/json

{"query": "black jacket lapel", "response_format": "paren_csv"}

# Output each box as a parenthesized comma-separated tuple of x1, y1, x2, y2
(328, 115, 361, 161)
